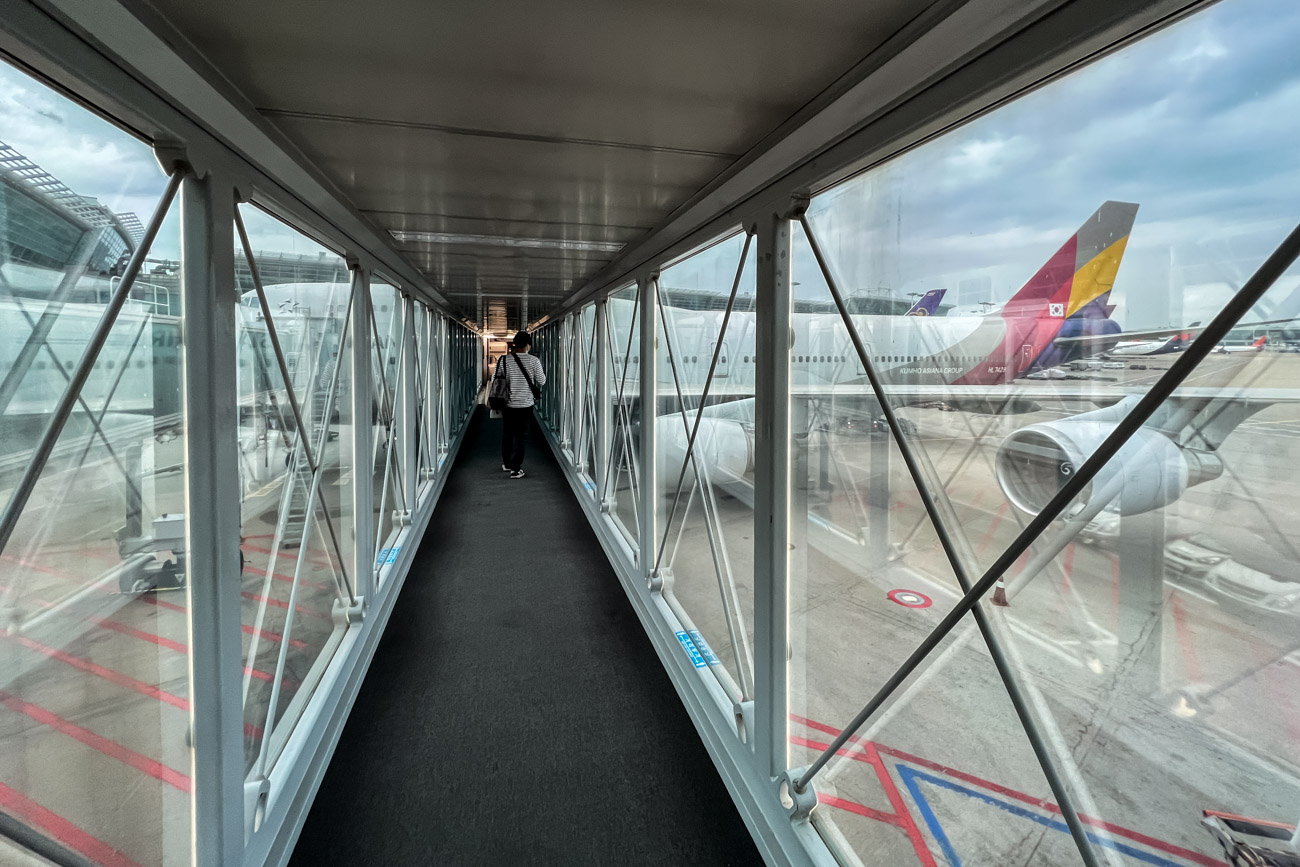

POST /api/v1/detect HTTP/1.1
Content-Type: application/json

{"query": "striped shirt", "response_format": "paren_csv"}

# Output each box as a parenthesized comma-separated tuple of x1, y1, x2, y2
(494, 351, 546, 408)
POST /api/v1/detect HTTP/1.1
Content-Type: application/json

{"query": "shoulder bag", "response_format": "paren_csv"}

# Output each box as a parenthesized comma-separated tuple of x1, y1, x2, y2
(488, 356, 511, 411)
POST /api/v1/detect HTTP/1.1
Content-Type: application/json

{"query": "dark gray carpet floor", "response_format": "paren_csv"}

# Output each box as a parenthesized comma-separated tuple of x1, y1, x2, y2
(290, 407, 765, 866)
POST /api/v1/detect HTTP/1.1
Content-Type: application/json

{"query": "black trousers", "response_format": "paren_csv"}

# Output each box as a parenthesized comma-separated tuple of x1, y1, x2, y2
(501, 406, 533, 470)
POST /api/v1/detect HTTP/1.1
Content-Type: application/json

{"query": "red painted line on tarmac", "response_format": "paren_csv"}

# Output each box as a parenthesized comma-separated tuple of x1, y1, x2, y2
(242, 563, 334, 595)
(4, 634, 188, 710)
(976, 503, 1008, 558)
(241, 590, 331, 621)
(791, 715, 1220, 867)
(241, 623, 309, 650)
(789, 737, 907, 828)
(0, 690, 189, 793)
(877, 742, 1222, 867)
(1, 579, 283, 687)
(1169, 593, 1203, 683)
(2, 632, 266, 738)
(89, 616, 188, 654)
(820, 792, 907, 826)
(136, 595, 308, 651)
(242, 543, 339, 578)
(143, 594, 187, 614)
(99, 602, 280, 684)
(0, 554, 79, 579)
(1061, 544, 1076, 594)
(0, 781, 143, 867)
(790, 719, 936, 866)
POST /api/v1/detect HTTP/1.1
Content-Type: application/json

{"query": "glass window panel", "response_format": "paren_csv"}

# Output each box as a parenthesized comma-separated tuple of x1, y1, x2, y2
(235, 205, 353, 775)
(369, 279, 404, 579)
(984, 264, 1300, 865)
(413, 303, 434, 492)
(656, 233, 758, 701)
(579, 304, 599, 490)
(604, 284, 640, 550)
(796, 617, 1086, 867)
(0, 59, 189, 866)
(796, 0, 1300, 862)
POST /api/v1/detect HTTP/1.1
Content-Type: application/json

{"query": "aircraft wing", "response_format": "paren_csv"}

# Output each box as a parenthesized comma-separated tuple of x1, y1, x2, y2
(1051, 316, 1295, 346)
(654, 378, 1300, 407)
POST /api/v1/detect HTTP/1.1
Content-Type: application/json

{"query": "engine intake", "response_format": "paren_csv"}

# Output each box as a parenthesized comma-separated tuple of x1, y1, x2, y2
(996, 403, 1222, 516)
(656, 416, 752, 492)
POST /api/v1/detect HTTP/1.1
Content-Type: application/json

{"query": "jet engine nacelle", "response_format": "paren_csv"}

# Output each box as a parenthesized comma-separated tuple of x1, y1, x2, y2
(995, 402, 1222, 517)
(656, 416, 752, 492)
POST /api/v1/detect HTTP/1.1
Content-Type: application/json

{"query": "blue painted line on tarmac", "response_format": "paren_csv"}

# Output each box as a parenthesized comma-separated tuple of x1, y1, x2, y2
(898, 766, 962, 867)
(897, 766, 1185, 867)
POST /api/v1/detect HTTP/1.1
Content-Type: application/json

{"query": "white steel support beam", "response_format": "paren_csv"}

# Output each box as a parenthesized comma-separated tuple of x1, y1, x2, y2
(752, 206, 794, 782)
(180, 166, 245, 865)
(438, 314, 450, 460)
(594, 299, 610, 498)
(637, 273, 658, 574)
(350, 267, 375, 603)
(401, 294, 418, 512)
(560, 315, 572, 451)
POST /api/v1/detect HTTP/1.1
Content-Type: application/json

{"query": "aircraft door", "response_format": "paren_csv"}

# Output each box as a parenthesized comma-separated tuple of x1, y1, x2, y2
(712, 341, 730, 378)
(1021, 343, 1035, 369)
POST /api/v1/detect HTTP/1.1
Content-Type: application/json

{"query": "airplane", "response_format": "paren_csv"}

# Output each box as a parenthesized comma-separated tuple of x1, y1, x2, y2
(1215, 334, 1267, 354)
(593, 200, 1300, 535)
(903, 289, 946, 316)
(1106, 322, 1200, 357)
(626, 200, 1138, 396)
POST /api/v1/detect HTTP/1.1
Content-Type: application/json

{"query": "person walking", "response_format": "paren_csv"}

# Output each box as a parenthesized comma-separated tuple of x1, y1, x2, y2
(496, 330, 546, 478)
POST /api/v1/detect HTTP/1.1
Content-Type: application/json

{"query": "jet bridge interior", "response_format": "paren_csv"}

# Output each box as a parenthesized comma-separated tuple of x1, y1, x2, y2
(1, 0, 1299, 865)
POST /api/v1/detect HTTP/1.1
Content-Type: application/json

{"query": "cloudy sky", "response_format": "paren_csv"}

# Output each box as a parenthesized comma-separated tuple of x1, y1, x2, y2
(0, 62, 336, 262)
(2, 0, 1298, 329)
(802, 0, 1300, 329)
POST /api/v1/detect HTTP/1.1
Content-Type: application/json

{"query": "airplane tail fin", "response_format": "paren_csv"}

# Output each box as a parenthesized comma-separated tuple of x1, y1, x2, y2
(1171, 321, 1201, 349)
(1069, 295, 1112, 320)
(1253, 335, 1267, 348)
(904, 289, 945, 316)
(1003, 201, 1139, 319)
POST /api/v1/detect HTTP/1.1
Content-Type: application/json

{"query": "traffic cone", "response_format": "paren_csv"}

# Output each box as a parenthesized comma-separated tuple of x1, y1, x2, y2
(991, 576, 1009, 607)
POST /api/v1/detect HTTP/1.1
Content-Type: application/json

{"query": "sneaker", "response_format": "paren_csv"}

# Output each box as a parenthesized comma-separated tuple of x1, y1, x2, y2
(510, 469, 526, 479)
(501, 464, 509, 472)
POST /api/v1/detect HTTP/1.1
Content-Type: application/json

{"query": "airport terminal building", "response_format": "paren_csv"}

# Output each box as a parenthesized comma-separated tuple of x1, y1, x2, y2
(0, 1, 1296, 866)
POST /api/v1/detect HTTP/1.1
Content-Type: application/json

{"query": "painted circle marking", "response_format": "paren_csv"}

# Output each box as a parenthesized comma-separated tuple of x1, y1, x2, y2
(887, 589, 933, 609)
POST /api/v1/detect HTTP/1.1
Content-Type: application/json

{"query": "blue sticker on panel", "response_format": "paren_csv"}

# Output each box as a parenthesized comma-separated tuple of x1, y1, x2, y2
(386, 546, 401, 564)
(688, 630, 720, 666)
(675, 631, 706, 669)
(376, 548, 390, 566)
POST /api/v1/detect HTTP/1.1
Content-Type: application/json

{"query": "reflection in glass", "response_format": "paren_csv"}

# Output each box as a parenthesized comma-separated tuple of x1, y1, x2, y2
(655, 233, 758, 701)
(604, 284, 640, 550)
(370, 279, 405, 580)
(792, 0, 1300, 863)
(578, 305, 599, 489)
(235, 205, 353, 776)
(0, 59, 189, 865)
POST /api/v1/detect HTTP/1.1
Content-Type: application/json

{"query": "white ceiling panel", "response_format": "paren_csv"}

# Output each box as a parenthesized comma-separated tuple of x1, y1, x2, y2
(142, 0, 933, 327)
